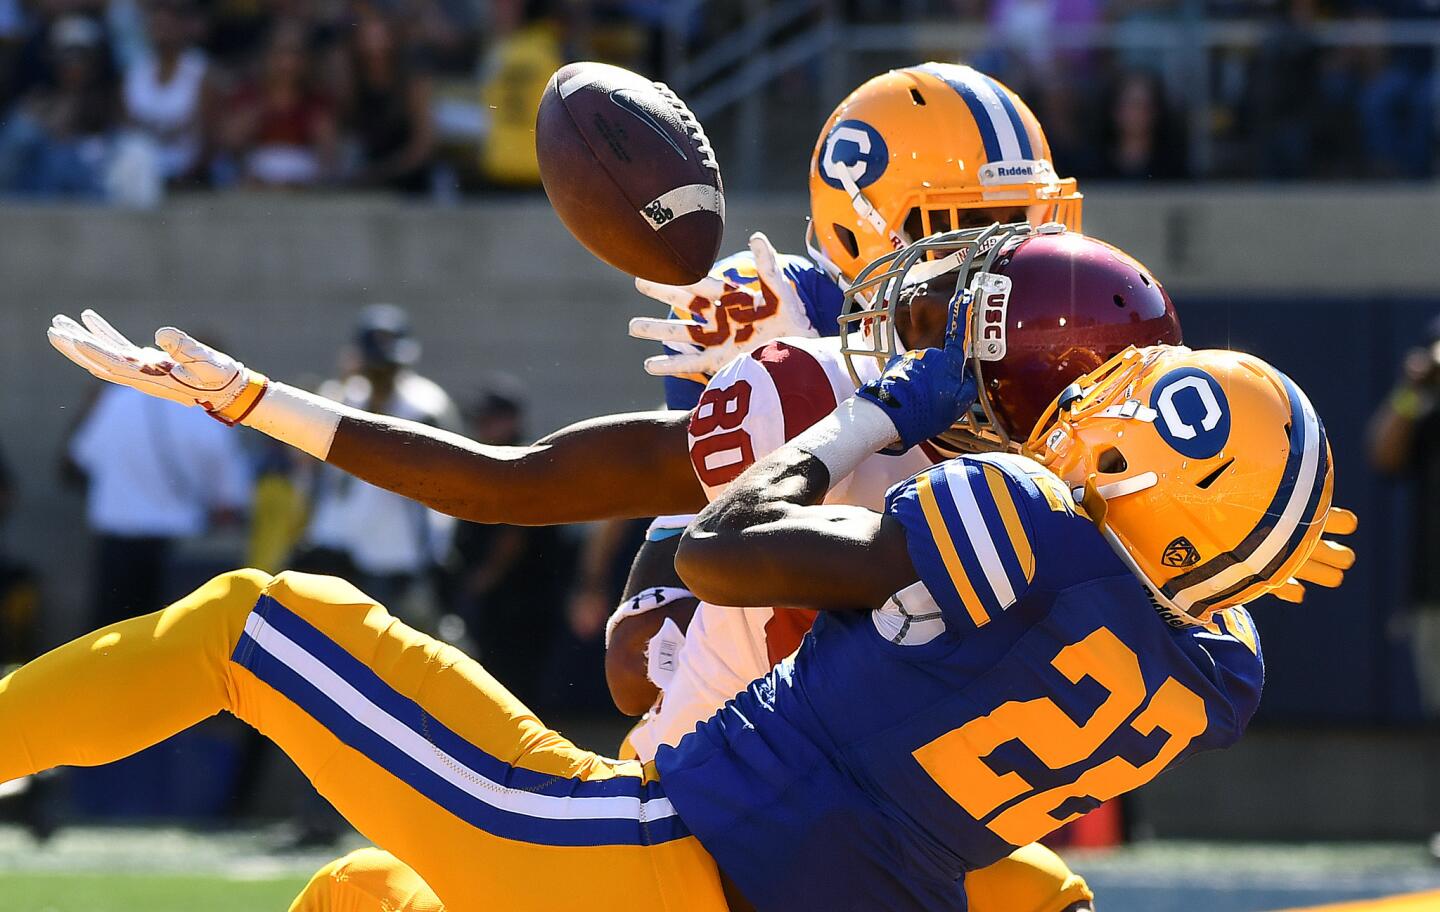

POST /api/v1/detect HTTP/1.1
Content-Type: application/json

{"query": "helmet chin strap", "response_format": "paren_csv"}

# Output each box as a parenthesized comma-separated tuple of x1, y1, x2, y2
(835, 163, 909, 254)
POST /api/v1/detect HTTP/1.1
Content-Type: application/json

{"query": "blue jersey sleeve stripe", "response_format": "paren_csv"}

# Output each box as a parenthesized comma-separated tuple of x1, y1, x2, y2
(939, 462, 1019, 611)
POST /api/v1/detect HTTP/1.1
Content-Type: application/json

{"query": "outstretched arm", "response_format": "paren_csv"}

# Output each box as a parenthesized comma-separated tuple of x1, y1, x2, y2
(675, 427, 915, 611)
(48, 311, 706, 525)
(325, 407, 704, 524)
(678, 284, 977, 611)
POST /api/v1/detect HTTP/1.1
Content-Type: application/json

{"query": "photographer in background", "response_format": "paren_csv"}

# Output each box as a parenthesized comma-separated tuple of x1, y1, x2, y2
(1369, 315, 1440, 857)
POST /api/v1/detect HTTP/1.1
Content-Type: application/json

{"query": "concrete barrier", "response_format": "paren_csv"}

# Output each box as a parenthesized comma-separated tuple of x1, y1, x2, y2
(1, 185, 1436, 645)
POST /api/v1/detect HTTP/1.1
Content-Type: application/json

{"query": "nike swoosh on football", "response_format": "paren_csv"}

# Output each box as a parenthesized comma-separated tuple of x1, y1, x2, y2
(609, 90, 688, 161)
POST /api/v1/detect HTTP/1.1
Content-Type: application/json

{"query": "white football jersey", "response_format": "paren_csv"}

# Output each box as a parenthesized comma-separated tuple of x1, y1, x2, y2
(626, 336, 933, 760)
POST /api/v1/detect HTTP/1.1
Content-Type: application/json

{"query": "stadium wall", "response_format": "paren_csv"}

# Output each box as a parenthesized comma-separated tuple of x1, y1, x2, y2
(1, 187, 1437, 837)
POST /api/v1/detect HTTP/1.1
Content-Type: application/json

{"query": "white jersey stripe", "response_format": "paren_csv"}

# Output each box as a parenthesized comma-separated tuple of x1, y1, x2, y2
(242, 612, 679, 823)
(942, 463, 1017, 608)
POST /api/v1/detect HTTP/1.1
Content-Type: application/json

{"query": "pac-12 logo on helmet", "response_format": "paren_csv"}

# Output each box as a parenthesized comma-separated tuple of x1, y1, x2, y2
(819, 119, 889, 191)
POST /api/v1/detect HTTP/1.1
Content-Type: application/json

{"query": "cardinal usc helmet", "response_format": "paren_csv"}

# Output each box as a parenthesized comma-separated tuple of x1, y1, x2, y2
(840, 222, 1181, 453)
(807, 63, 1082, 285)
(1026, 346, 1335, 627)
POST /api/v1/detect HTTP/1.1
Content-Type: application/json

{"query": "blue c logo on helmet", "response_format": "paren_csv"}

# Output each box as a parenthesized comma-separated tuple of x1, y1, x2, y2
(819, 119, 889, 191)
(1150, 368, 1230, 459)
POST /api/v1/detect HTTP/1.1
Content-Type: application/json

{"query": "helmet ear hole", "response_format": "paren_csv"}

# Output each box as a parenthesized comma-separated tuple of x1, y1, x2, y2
(1097, 447, 1128, 474)
(903, 208, 925, 243)
(833, 224, 859, 259)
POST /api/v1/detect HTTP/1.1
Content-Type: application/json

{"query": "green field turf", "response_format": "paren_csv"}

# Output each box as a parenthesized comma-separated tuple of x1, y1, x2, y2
(0, 873, 309, 912)
(0, 825, 1438, 912)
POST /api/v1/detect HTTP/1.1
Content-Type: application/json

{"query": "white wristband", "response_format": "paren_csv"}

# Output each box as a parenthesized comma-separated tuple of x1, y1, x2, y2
(604, 586, 694, 648)
(793, 396, 899, 487)
(241, 381, 344, 460)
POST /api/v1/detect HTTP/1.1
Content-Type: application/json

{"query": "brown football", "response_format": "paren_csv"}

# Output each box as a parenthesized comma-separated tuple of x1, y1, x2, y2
(536, 62, 725, 285)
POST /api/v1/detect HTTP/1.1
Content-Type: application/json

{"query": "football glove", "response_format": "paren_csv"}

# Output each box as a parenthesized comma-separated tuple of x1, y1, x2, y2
(48, 310, 266, 422)
(1272, 506, 1358, 604)
(629, 231, 816, 378)
(855, 289, 976, 453)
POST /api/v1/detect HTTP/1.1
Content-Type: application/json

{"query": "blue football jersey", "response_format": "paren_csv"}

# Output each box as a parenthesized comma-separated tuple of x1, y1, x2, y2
(661, 250, 843, 410)
(657, 452, 1263, 911)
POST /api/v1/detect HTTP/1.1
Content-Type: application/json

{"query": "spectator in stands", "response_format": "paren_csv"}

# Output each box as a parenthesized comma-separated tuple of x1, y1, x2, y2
(1249, 0, 1322, 178)
(291, 304, 459, 611)
(115, 0, 213, 198)
(447, 382, 570, 709)
(216, 22, 338, 188)
(0, 436, 37, 669)
(281, 305, 458, 846)
(540, 515, 645, 715)
(476, 0, 561, 188)
(1370, 320, 1440, 702)
(0, 0, 25, 111)
(0, 434, 53, 841)
(342, 10, 435, 194)
(1098, 69, 1186, 180)
(1350, 16, 1432, 178)
(0, 15, 116, 198)
(985, 0, 1101, 85)
(67, 385, 252, 627)
(1369, 317, 1440, 856)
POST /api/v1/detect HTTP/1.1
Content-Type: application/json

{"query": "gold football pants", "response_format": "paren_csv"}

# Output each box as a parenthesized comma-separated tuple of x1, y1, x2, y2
(0, 570, 726, 912)
(292, 842, 1094, 912)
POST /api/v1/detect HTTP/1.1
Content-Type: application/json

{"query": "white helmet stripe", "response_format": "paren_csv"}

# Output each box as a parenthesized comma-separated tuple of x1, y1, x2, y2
(1171, 382, 1322, 611)
(953, 68, 1027, 162)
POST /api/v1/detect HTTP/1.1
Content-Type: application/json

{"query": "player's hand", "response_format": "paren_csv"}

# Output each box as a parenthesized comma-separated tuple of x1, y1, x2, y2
(629, 232, 815, 378)
(1272, 506, 1358, 604)
(854, 289, 976, 452)
(48, 310, 256, 415)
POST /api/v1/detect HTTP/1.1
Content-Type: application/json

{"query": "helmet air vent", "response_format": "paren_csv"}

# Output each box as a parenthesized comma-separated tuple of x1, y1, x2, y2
(1196, 458, 1234, 490)
(910, 87, 926, 106)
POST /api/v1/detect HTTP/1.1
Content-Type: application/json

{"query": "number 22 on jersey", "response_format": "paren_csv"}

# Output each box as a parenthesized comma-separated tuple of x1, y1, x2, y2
(913, 626, 1208, 846)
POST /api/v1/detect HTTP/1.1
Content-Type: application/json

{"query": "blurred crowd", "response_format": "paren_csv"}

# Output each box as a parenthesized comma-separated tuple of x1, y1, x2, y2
(0, 0, 657, 201)
(951, 0, 1438, 180)
(1, 0, 1437, 204)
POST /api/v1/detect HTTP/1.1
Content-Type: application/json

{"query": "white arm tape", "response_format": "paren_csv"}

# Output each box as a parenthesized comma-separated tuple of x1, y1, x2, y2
(793, 396, 899, 488)
(241, 381, 345, 461)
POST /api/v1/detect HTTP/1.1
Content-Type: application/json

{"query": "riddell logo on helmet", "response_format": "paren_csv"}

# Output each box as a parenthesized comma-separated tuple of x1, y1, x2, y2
(979, 159, 1055, 186)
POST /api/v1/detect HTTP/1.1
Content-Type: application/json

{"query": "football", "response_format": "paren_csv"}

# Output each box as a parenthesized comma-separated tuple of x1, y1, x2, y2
(536, 62, 725, 285)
